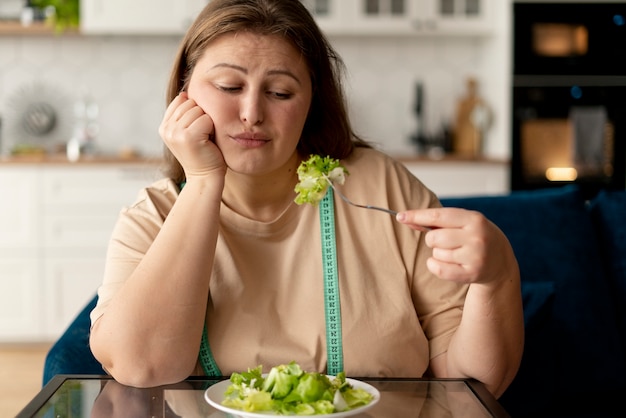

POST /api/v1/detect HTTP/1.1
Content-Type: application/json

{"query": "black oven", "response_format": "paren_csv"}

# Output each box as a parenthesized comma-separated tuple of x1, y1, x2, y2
(512, 1, 626, 193)
(514, 1, 626, 76)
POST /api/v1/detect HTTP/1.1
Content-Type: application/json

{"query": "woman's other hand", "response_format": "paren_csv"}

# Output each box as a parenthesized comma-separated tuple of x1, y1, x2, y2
(397, 207, 523, 397)
(396, 207, 514, 287)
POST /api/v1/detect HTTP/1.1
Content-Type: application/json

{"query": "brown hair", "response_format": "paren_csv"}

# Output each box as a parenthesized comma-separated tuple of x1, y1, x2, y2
(161, 0, 369, 183)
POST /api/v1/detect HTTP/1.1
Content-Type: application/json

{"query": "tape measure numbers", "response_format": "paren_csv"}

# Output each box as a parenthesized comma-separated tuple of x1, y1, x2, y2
(319, 191, 344, 375)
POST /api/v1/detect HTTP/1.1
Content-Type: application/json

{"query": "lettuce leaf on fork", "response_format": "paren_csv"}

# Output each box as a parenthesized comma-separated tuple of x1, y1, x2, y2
(294, 155, 349, 206)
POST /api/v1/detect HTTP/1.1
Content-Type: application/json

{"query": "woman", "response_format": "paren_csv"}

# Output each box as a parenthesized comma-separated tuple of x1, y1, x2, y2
(89, 0, 523, 398)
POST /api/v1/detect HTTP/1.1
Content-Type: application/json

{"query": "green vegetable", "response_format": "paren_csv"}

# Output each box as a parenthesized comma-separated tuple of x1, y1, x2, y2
(282, 372, 333, 404)
(262, 362, 304, 399)
(221, 361, 373, 415)
(294, 155, 349, 206)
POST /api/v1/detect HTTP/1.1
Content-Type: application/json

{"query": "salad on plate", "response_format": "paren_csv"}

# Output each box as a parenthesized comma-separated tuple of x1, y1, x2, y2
(209, 361, 377, 416)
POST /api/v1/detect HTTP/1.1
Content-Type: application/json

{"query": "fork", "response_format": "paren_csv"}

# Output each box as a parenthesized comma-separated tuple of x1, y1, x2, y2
(325, 179, 432, 231)
(325, 179, 398, 216)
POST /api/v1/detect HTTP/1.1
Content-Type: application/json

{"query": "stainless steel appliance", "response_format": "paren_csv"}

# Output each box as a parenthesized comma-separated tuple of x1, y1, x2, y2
(511, 1, 626, 193)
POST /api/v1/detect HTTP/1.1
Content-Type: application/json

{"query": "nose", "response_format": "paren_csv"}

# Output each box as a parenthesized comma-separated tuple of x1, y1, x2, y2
(240, 90, 264, 126)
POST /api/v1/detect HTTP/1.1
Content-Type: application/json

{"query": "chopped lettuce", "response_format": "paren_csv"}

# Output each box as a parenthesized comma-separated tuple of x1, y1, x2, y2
(294, 155, 349, 206)
(262, 362, 304, 399)
(221, 361, 374, 415)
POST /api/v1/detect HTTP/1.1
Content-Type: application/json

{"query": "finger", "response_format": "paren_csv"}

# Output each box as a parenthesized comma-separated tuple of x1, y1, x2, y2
(397, 207, 469, 230)
(187, 113, 215, 141)
(161, 101, 213, 145)
(424, 228, 466, 250)
(171, 98, 203, 124)
(431, 246, 461, 264)
(426, 257, 477, 283)
(175, 105, 207, 130)
(162, 92, 188, 121)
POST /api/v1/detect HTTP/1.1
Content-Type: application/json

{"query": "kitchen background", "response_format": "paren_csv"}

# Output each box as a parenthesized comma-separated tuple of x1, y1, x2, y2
(2, 2, 625, 415)
(0, 0, 519, 344)
(0, 0, 510, 160)
(0, 0, 519, 345)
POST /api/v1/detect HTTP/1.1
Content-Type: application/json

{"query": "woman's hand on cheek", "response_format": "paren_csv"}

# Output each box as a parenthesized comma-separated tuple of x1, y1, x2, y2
(159, 92, 226, 179)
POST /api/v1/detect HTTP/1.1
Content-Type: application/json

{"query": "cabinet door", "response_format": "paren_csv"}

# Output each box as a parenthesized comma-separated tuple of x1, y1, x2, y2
(403, 161, 508, 197)
(301, 0, 364, 34)
(0, 258, 43, 342)
(350, 0, 417, 35)
(308, 0, 493, 36)
(42, 257, 105, 339)
(81, 0, 207, 35)
(41, 165, 159, 249)
(0, 168, 39, 252)
(0, 168, 42, 341)
(417, 0, 493, 35)
(40, 165, 158, 338)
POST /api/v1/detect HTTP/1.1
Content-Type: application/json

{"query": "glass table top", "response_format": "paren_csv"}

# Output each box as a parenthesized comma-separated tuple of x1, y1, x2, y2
(17, 375, 511, 417)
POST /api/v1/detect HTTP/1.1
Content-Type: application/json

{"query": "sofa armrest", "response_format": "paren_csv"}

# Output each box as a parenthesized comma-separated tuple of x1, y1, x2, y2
(42, 294, 105, 386)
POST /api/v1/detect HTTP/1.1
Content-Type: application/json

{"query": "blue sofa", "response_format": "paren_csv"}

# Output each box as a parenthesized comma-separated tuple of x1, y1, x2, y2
(442, 185, 626, 417)
(43, 185, 626, 417)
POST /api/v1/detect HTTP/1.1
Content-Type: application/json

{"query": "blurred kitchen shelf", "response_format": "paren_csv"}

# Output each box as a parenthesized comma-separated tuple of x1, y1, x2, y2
(0, 20, 78, 35)
(398, 155, 511, 197)
(0, 154, 162, 165)
(395, 154, 509, 165)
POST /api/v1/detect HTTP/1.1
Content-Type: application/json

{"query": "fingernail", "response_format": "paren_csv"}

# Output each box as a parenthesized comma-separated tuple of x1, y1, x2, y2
(396, 213, 405, 222)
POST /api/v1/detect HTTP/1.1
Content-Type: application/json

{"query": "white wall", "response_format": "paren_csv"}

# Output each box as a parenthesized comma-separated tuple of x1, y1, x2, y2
(0, 2, 512, 160)
(0, 35, 180, 157)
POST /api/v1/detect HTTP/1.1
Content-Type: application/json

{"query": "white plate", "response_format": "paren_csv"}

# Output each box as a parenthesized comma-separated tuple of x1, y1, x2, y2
(204, 376, 380, 418)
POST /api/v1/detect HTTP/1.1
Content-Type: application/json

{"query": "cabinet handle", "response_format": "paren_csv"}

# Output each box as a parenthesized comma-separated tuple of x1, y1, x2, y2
(424, 19, 438, 31)
(412, 19, 438, 31)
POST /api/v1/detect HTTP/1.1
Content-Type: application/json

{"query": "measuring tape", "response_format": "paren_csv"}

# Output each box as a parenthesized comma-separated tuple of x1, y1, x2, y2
(319, 191, 344, 375)
(199, 325, 222, 376)
(199, 191, 344, 376)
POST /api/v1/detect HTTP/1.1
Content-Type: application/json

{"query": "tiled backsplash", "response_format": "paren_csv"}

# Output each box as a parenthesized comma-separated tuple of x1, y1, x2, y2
(0, 30, 510, 159)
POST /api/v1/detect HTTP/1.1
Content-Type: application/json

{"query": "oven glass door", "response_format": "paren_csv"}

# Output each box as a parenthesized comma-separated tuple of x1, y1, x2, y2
(512, 84, 626, 191)
(514, 2, 626, 76)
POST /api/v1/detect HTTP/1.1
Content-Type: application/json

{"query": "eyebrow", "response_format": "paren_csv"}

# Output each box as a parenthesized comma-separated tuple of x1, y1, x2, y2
(210, 63, 302, 85)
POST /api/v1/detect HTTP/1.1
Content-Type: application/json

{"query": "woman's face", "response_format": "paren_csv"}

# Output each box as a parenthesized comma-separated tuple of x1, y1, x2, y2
(187, 32, 312, 176)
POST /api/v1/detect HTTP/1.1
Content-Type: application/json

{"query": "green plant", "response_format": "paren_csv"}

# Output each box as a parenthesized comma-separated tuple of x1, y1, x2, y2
(30, 0, 79, 33)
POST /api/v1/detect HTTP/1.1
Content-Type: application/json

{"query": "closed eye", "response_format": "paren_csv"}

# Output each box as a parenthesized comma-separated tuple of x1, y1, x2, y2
(217, 85, 241, 93)
(215, 83, 293, 99)
(270, 91, 292, 100)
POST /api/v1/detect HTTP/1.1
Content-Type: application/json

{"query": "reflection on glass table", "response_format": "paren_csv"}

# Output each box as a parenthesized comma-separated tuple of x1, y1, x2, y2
(17, 375, 511, 417)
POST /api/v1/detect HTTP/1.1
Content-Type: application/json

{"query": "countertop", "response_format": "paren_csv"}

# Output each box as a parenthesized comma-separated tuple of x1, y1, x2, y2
(1, 153, 507, 166)
(0, 154, 163, 165)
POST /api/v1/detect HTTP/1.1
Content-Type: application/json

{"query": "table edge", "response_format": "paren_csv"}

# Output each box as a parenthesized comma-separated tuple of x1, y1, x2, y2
(15, 375, 511, 418)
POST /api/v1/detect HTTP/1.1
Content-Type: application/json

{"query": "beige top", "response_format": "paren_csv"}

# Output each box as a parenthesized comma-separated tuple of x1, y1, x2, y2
(91, 147, 467, 377)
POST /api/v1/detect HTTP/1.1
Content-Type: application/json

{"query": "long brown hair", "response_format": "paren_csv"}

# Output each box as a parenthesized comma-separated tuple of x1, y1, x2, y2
(161, 0, 369, 183)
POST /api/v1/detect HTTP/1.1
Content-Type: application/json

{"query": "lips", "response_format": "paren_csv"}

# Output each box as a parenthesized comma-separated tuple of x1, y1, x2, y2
(231, 132, 270, 147)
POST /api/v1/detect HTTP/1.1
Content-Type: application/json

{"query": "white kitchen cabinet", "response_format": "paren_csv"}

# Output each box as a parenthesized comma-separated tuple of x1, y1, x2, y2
(80, 0, 491, 36)
(80, 0, 207, 35)
(403, 159, 509, 198)
(300, 0, 352, 34)
(42, 257, 106, 338)
(0, 258, 43, 340)
(302, 0, 492, 36)
(0, 168, 39, 252)
(40, 166, 159, 338)
(0, 168, 42, 340)
(0, 163, 160, 342)
(416, 0, 493, 35)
